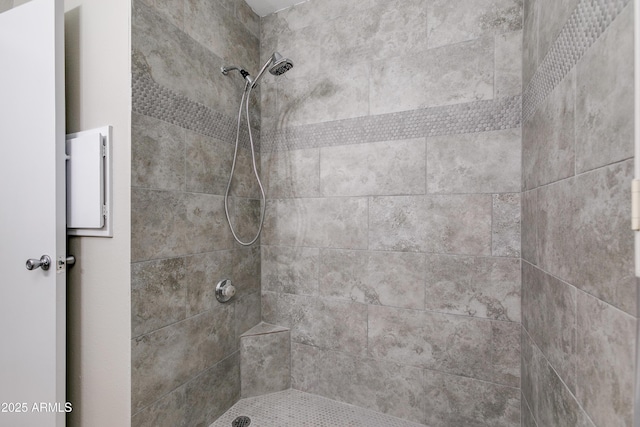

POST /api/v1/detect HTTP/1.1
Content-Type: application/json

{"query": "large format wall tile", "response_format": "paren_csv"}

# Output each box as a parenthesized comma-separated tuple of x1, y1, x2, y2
(261, 0, 375, 37)
(133, 0, 247, 120)
(425, 254, 520, 321)
(132, 189, 184, 262)
(235, 0, 259, 38)
(184, 192, 234, 251)
(262, 149, 320, 199)
(535, 160, 636, 315)
(320, 249, 426, 310)
(522, 71, 575, 190)
(521, 331, 594, 427)
(370, 37, 494, 115)
(131, 384, 186, 427)
(321, 139, 426, 197)
(369, 195, 492, 255)
(427, 129, 520, 194)
(278, 62, 370, 127)
(521, 397, 537, 427)
(132, 113, 186, 191)
(536, 0, 579, 62)
(234, 291, 261, 343)
(261, 0, 375, 40)
(275, 0, 427, 80)
(138, 0, 185, 31)
(493, 193, 521, 257)
(184, 0, 259, 79)
(522, 262, 576, 392)
(423, 369, 520, 427)
(226, 197, 262, 244)
(491, 320, 521, 387)
(314, 350, 427, 424)
(261, 246, 319, 296)
(329, 0, 428, 67)
(131, 308, 235, 411)
(232, 245, 261, 296)
(183, 353, 240, 426)
(536, 177, 574, 281)
(185, 251, 233, 317)
(569, 160, 635, 315)
(522, 0, 538, 86)
(368, 305, 518, 386)
(132, 257, 187, 338)
(262, 292, 368, 356)
(290, 343, 320, 393)
(426, 0, 522, 48)
(520, 189, 537, 264)
(496, 31, 524, 98)
(240, 327, 290, 398)
(263, 197, 368, 249)
(576, 291, 635, 427)
(575, 5, 634, 174)
(185, 130, 232, 196)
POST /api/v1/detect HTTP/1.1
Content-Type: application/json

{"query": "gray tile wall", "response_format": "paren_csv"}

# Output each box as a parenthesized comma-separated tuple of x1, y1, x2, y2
(239, 323, 291, 398)
(261, 1, 523, 425)
(521, 1, 636, 426)
(131, 1, 261, 426)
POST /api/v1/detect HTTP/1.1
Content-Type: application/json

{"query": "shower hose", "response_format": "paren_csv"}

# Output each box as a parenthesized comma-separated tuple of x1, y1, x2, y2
(224, 80, 266, 246)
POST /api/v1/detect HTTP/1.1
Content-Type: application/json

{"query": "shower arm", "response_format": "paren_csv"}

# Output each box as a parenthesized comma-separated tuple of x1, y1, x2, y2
(221, 65, 253, 84)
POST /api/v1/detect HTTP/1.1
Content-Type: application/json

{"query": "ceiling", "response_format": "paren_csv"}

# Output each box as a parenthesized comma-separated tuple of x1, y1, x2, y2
(244, 0, 306, 17)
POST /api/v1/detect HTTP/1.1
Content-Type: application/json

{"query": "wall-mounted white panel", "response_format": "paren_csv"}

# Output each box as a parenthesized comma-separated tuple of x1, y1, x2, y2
(66, 125, 113, 237)
(66, 132, 104, 228)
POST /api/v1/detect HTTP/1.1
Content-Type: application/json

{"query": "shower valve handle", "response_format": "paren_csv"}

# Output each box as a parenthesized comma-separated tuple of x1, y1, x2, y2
(216, 279, 236, 303)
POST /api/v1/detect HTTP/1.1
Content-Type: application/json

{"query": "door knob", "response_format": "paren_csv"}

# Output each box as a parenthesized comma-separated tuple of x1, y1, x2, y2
(26, 255, 51, 271)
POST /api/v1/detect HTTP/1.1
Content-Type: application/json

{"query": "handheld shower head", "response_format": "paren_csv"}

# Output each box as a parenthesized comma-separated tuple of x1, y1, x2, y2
(222, 52, 293, 89)
(251, 52, 294, 87)
(268, 52, 294, 76)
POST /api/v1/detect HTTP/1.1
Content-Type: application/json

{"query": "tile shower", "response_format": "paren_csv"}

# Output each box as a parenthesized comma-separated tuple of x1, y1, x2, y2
(130, 0, 637, 426)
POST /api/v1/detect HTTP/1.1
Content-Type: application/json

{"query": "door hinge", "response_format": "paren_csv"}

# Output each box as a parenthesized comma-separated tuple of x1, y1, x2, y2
(632, 180, 640, 231)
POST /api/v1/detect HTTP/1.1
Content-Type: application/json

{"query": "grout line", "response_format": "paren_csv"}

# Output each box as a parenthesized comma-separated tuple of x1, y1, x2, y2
(260, 242, 521, 260)
(521, 259, 636, 319)
(132, 350, 240, 418)
(523, 156, 634, 193)
(522, 327, 598, 427)
(521, 388, 540, 427)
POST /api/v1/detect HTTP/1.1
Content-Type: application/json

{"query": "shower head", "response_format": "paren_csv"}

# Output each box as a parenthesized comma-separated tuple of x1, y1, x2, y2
(252, 52, 294, 88)
(222, 52, 293, 89)
(268, 52, 294, 76)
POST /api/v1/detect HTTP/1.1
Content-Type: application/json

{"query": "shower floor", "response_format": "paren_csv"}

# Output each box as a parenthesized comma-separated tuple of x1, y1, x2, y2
(210, 389, 425, 427)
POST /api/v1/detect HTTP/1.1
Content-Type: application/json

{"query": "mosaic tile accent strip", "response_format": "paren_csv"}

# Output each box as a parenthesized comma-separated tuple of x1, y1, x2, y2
(523, 0, 630, 121)
(261, 95, 522, 152)
(132, 71, 259, 151)
(210, 389, 425, 427)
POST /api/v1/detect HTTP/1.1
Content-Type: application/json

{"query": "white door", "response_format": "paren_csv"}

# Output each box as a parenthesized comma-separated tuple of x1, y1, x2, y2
(0, 0, 66, 426)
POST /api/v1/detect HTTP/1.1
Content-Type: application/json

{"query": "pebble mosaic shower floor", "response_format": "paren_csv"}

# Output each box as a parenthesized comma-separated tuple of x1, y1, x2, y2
(210, 389, 425, 427)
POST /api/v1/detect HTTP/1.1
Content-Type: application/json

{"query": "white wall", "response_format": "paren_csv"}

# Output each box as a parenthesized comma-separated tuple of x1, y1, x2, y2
(64, 0, 131, 425)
